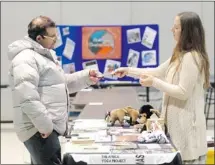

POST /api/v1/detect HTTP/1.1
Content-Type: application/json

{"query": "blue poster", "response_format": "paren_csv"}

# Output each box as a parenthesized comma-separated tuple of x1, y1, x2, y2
(54, 24, 159, 82)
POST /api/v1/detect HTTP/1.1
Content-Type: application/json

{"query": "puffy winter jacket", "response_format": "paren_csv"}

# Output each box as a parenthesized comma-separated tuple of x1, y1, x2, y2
(8, 36, 92, 142)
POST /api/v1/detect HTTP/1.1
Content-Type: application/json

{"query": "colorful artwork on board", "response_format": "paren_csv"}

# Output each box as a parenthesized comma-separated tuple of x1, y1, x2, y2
(82, 27, 122, 59)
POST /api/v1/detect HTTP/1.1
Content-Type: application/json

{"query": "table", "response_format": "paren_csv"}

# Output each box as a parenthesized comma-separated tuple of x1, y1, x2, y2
(72, 87, 140, 107)
(62, 119, 182, 165)
(62, 87, 182, 164)
(76, 87, 142, 120)
(91, 82, 150, 102)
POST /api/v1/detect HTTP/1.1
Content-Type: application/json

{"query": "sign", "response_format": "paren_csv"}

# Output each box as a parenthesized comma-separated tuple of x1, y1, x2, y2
(82, 27, 122, 59)
(90, 154, 136, 164)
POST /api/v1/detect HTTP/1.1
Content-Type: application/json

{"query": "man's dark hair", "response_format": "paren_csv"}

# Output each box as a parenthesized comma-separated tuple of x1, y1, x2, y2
(28, 16, 56, 41)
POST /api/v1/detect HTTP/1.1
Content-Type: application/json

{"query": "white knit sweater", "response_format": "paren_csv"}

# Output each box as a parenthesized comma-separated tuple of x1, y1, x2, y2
(128, 52, 208, 161)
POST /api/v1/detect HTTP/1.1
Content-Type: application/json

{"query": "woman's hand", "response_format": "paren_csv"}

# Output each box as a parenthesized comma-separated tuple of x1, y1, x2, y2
(139, 74, 154, 87)
(111, 67, 129, 78)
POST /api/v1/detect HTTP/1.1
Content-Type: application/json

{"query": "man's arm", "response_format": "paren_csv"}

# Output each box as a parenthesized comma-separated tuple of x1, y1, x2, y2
(49, 50, 94, 94)
(64, 69, 93, 94)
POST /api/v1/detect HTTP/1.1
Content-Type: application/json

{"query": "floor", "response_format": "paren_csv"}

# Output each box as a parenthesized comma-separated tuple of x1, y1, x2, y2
(1, 88, 214, 164)
(1, 124, 28, 164)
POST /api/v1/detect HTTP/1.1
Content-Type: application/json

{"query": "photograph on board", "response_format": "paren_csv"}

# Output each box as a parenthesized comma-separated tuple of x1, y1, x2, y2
(141, 26, 157, 49)
(82, 60, 99, 71)
(62, 27, 70, 36)
(141, 50, 157, 66)
(63, 63, 76, 74)
(63, 38, 76, 60)
(104, 59, 121, 79)
(127, 49, 140, 68)
(126, 28, 141, 44)
(54, 27, 63, 49)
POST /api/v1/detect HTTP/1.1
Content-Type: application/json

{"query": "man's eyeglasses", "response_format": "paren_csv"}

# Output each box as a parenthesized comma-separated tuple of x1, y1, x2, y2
(43, 35, 57, 41)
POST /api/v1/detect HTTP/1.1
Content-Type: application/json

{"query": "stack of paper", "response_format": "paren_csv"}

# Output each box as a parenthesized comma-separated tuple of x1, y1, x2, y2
(74, 119, 106, 123)
(112, 135, 139, 142)
(71, 136, 95, 144)
(73, 119, 107, 131)
(70, 130, 112, 143)
(64, 143, 110, 154)
(111, 142, 138, 150)
(95, 134, 112, 143)
(108, 128, 139, 136)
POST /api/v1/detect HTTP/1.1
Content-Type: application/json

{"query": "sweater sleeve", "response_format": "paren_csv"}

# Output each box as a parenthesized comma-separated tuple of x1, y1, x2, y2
(152, 52, 200, 101)
(127, 58, 171, 79)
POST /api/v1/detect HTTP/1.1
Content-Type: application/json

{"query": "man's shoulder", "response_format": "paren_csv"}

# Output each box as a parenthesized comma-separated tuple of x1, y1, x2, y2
(12, 49, 47, 70)
(12, 49, 37, 62)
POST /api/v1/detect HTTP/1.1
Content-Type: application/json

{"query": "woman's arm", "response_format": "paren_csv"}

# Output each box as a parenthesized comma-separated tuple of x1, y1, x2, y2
(127, 58, 171, 79)
(151, 52, 199, 100)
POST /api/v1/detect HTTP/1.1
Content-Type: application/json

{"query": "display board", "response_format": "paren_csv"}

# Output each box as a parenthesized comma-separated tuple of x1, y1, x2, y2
(54, 24, 159, 82)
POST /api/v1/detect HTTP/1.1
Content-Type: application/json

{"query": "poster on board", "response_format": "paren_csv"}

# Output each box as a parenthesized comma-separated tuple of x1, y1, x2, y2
(82, 27, 122, 60)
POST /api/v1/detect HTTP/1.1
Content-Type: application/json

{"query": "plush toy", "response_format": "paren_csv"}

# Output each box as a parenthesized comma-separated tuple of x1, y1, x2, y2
(105, 105, 161, 128)
(105, 106, 139, 126)
(135, 104, 161, 132)
(136, 104, 154, 124)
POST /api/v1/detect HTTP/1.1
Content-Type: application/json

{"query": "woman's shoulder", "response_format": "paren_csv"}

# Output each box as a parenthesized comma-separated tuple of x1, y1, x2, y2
(183, 51, 201, 57)
(182, 50, 198, 56)
(182, 51, 201, 62)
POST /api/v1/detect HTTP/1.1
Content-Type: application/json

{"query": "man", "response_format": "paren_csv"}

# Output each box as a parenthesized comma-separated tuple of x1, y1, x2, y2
(8, 16, 101, 165)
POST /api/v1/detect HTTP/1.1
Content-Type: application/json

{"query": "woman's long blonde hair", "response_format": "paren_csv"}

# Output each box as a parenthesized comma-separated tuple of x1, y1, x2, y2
(170, 12, 210, 89)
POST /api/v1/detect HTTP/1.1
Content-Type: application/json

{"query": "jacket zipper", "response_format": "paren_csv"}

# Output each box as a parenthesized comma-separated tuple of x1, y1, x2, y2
(64, 84, 69, 136)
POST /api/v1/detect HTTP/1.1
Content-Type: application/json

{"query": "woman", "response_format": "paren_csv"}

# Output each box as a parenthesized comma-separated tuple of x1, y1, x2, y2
(113, 11, 210, 164)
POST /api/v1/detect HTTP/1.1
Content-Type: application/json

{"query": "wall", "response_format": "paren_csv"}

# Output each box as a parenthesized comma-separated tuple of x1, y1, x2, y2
(1, 1, 214, 120)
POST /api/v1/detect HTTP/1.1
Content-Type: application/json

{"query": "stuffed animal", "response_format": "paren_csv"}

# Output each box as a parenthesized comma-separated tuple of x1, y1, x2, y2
(135, 104, 161, 132)
(105, 106, 139, 126)
(136, 104, 154, 124)
(136, 104, 161, 124)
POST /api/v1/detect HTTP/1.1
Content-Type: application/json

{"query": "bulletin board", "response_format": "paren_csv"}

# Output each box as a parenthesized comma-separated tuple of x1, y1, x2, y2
(54, 24, 159, 82)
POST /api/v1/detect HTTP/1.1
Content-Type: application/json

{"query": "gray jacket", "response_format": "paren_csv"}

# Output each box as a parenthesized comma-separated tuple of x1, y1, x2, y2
(8, 36, 92, 142)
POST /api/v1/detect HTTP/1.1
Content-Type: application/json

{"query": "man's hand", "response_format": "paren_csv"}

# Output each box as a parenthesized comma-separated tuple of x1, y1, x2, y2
(89, 70, 103, 84)
(40, 132, 52, 139)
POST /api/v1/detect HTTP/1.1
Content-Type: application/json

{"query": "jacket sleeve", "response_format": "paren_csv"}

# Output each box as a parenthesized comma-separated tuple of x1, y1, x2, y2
(64, 69, 93, 94)
(127, 58, 171, 79)
(49, 50, 93, 93)
(152, 52, 200, 100)
(11, 54, 53, 134)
